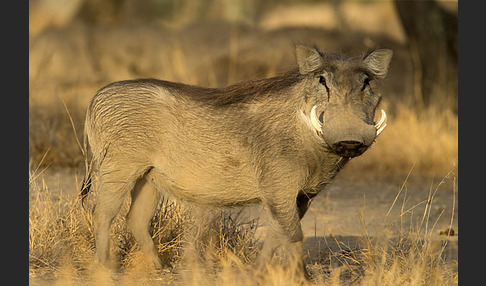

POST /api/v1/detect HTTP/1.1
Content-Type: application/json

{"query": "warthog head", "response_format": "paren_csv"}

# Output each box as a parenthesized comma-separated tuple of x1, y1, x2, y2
(296, 45, 392, 158)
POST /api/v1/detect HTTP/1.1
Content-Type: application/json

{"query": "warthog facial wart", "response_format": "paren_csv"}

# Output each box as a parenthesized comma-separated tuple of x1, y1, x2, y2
(80, 44, 393, 278)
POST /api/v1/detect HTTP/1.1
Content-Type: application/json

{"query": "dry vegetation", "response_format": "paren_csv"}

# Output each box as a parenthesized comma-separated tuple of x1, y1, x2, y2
(343, 104, 457, 183)
(29, 0, 457, 284)
(29, 164, 457, 285)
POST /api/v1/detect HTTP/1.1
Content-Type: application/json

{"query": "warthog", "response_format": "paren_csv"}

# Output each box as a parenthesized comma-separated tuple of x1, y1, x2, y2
(80, 44, 392, 278)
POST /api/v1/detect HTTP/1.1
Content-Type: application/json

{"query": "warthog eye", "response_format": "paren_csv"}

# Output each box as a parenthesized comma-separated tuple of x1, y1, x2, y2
(361, 77, 370, 91)
(319, 76, 330, 98)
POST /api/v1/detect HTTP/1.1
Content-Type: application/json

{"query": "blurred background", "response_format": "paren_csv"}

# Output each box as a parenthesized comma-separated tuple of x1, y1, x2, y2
(29, 0, 458, 183)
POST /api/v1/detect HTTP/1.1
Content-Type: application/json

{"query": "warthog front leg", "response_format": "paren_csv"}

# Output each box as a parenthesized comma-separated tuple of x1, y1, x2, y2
(256, 190, 310, 280)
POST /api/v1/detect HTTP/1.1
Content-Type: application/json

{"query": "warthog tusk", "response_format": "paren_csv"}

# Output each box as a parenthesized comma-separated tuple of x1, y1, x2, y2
(310, 105, 323, 132)
(375, 109, 387, 136)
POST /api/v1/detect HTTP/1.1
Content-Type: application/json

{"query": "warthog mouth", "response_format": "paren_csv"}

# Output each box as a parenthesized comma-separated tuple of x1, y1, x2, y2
(310, 106, 387, 137)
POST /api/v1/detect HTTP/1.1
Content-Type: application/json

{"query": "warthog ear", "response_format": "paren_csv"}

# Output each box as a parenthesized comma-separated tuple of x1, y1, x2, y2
(363, 49, 393, 79)
(296, 45, 324, 75)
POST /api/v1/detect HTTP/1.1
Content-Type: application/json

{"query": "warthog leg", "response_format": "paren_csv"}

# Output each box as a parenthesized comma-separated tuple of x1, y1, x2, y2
(256, 188, 310, 280)
(256, 217, 310, 280)
(127, 173, 163, 270)
(92, 163, 148, 269)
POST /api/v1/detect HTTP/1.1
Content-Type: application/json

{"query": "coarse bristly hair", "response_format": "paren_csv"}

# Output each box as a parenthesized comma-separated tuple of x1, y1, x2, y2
(97, 67, 304, 108)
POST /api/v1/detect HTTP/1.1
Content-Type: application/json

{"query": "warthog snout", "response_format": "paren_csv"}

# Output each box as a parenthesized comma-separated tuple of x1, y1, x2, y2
(310, 106, 388, 158)
(324, 123, 375, 158)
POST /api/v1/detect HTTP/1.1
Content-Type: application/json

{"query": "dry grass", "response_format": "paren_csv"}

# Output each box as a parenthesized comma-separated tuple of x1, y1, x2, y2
(28, 163, 260, 284)
(29, 96, 86, 168)
(342, 103, 458, 183)
(29, 164, 457, 285)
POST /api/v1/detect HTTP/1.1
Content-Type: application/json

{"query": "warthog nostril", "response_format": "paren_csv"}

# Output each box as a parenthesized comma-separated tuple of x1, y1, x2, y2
(332, 140, 368, 158)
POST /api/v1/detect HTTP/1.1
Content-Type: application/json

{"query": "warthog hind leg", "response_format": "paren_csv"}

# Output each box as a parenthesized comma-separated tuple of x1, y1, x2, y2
(92, 164, 149, 269)
(127, 173, 163, 270)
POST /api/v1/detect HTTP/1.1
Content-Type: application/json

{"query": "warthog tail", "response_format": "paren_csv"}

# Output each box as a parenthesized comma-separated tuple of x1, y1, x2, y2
(79, 174, 92, 209)
(80, 122, 93, 209)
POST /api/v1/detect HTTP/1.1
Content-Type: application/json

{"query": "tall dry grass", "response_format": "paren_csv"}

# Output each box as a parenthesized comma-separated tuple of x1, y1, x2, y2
(29, 163, 457, 285)
(29, 96, 86, 168)
(342, 103, 458, 183)
(29, 163, 260, 284)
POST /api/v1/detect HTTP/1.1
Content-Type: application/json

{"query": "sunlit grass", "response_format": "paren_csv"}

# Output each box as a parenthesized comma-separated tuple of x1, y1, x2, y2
(29, 164, 457, 285)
